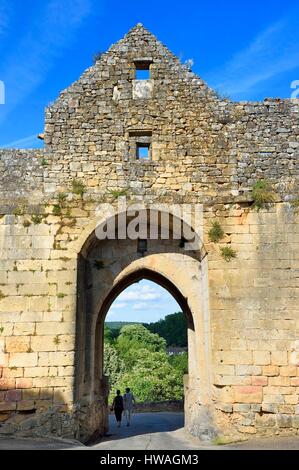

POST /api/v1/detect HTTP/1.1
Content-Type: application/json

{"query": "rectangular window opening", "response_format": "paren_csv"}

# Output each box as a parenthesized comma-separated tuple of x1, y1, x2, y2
(135, 61, 151, 80)
(136, 143, 150, 160)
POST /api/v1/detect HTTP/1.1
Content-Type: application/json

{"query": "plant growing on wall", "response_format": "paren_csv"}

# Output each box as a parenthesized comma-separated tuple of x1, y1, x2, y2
(52, 204, 62, 216)
(71, 179, 86, 198)
(31, 214, 43, 224)
(252, 180, 276, 210)
(208, 221, 225, 243)
(220, 246, 237, 262)
(13, 205, 25, 216)
(53, 335, 61, 345)
(109, 189, 128, 200)
(52, 192, 68, 216)
(0, 290, 6, 301)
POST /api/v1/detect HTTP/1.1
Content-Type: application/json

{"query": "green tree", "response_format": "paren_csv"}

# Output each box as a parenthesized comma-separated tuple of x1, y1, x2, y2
(145, 312, 187, 347)
(116, 324, 166, 368)
(103, 343, 125, 393)
(104, 322, 188, 402)
(104, 325, 120, 344)
(115, 350, 184, 402)
(168, 352, 188, 375)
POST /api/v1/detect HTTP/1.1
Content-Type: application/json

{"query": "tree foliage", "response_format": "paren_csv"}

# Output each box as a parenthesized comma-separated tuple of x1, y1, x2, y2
(116, 324, 166, 356)
(113, 349, 184, 401)
(103, 342, 125, 391)
(104, 325, 120, 344)
(168, 352, 188, 375)
(145, 312, 187, 347)
(105, 323, 188, 402)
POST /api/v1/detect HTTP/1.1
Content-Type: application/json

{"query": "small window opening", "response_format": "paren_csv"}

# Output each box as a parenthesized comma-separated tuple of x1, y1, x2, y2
(136, 69, 150, 80)
(137, 143, 150, 160)
(135, 61, 151, 80)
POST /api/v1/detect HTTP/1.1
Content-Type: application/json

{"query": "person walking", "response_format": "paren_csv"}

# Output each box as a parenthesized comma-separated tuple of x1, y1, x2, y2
(123, 387, 135, 427)
(111, 390, 124, 428)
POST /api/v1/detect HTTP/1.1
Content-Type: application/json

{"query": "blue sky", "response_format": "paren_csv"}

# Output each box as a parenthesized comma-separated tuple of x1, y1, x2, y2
(106, 280, 181, 323)
(0, 0, 299, 149)
(0, 1, 298, 322)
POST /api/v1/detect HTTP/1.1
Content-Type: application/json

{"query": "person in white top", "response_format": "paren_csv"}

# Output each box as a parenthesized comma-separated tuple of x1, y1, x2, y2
(123, 387, 136, 426)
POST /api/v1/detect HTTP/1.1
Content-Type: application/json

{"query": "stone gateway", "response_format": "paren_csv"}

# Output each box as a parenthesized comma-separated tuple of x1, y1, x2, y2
(0, 24, 298, 442)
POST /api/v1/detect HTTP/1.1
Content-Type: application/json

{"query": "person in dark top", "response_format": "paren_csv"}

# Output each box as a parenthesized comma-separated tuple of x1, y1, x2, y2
(111, 390, 124, 428)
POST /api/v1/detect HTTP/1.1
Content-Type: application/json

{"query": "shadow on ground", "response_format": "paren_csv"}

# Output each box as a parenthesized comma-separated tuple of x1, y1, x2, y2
(0, 437, 84, 450)
(89, 412, 184, 446)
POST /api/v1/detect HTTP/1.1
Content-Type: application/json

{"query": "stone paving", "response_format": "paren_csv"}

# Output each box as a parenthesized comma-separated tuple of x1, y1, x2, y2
(1, 412, 298, 450)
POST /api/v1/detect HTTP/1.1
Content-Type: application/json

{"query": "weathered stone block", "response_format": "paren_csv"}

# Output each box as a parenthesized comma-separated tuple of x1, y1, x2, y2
(252, 376, 268, 386)
(261, 403, 278, 414)
(269, 376, 290, 387)
(23, 367, 48, 378)
(263, 366, 279, 377)
(17, 400, 36, 411)
(221, 351, 253, 365)
(290, 377, 299, 386)
(233, 404, 251, 412)
(5, 336, 30, 353)
(234, 386, 263, 404)
(38, 352, 74, 367)
(5, 389, 21, 402)
(236, 365, 262, 376)
(271, 351, 288, 366)
(31, 336, 56, 352)
(35, 322, 75, 336)
(277, 414, 293, 428)
(13, 323, 35, 336)
(256, 414, 276, 428)
(253, 351, 270, 366)
(0, 378, 15, 390)
(263, 394, 284, 404)
(0, 401, 17, 411)
(9, 353, 38, 368)
(16, 379, 33, 389)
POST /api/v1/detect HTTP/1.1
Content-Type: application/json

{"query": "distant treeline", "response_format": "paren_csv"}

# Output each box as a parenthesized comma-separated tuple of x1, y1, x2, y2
(106, 312, 187, 348)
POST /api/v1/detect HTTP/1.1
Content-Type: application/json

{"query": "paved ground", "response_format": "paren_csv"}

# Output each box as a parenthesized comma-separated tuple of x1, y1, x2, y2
(0, 436, 84, 450)
(0, 412, 299, 450)
(89, 412, 299, 450)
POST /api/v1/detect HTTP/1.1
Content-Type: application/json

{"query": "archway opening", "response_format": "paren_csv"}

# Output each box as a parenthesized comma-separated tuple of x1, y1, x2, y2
(74, 210, 210, 442)
(103, 277, 190, 434)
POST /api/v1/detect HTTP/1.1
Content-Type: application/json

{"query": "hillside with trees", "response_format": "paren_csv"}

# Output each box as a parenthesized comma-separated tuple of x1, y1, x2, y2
(106, 312, 187, 348)
(104, 323, 188, 402)
(144, 312, 187, 347)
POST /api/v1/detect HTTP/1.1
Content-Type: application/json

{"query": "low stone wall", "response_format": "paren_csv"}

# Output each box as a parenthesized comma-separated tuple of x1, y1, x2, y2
(109, 400, 184, 414)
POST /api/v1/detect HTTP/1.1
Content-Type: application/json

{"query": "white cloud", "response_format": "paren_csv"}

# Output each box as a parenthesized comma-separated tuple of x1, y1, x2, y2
(110, 302, 128, 310)
(1, 134, 39, 148)
(132, 302, 149, 311)
(105, 280, 181, 323)
(117, 283, 163, 302)
(0, 0, 92, 123)
(207, 8, 299, 98)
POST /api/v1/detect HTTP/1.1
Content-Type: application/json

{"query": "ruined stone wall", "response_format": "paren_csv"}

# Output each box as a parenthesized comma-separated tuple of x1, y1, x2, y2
(0, 24, 298, 441)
